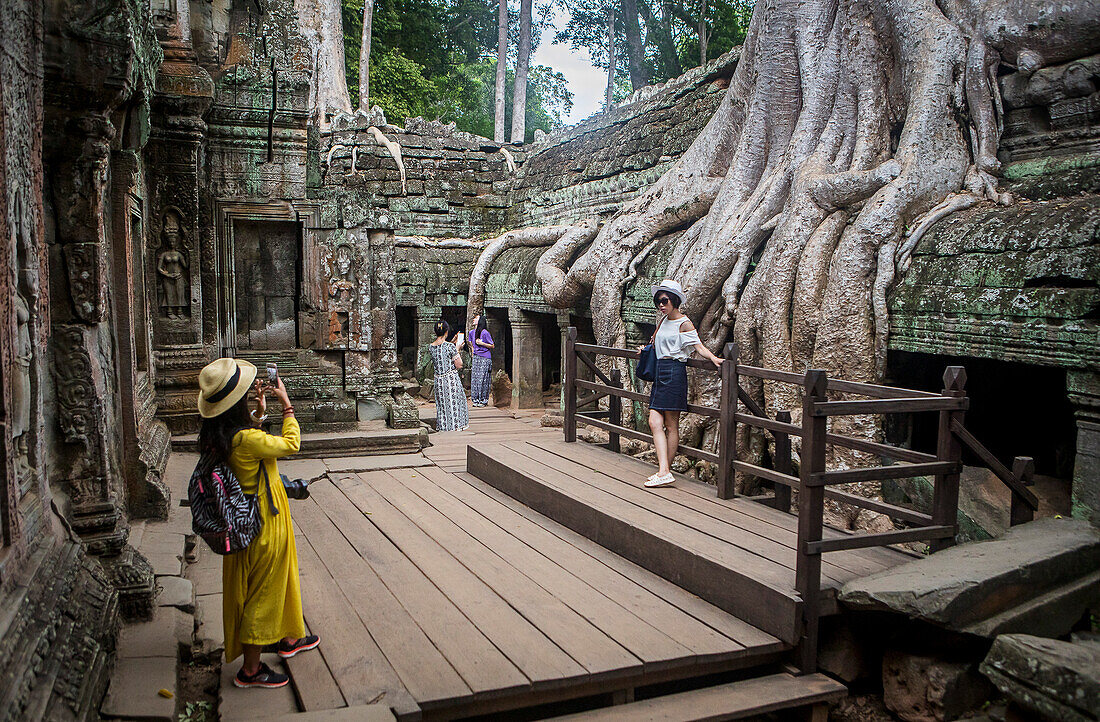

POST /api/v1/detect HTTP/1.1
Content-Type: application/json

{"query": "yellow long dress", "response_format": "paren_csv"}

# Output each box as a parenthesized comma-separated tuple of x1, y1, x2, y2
(222, 416, 306, 662)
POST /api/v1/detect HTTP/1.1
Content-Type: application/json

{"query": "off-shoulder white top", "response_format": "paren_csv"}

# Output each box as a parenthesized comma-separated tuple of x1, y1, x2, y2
(654, 316, 701, 360)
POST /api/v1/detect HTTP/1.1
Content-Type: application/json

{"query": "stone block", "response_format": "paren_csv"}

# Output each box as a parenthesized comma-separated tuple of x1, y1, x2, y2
(117, 607, 192, 658)
(147, 551, 184, 577)
(100, 656, 177, 721)
(981, 634, 1100, 722)
(883, 651, 994, 722)
(156, 575, 195, 611)
(220, 654, 297, 720)
(185, 550, 222, 594)
(819, 618, 875, 684)
(195, 592, 224, 658)
(839, 517, 1100, 634)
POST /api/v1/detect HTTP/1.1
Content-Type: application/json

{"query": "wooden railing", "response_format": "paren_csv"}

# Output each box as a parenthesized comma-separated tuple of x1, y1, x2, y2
(562, 327, 1039, 674)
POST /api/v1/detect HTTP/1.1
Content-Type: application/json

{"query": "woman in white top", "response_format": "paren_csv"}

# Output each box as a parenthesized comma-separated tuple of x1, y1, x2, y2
(640, 280, 723, 488)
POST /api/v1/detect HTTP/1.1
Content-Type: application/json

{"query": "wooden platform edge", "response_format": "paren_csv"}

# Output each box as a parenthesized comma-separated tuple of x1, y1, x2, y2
(542, 672, 846, 721)
(467, 444, 801, 646)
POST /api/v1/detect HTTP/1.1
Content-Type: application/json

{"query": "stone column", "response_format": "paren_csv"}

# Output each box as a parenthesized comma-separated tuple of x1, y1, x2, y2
(416, 305, 442, 377)
(1068, 370, 1100, 526)
(509, 309, 544, 409)
(486, 312, 507, 374)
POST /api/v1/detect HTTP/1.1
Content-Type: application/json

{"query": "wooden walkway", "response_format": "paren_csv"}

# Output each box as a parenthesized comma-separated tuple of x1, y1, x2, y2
(468, 435, 915, 646)
(284, 407, 788, 721)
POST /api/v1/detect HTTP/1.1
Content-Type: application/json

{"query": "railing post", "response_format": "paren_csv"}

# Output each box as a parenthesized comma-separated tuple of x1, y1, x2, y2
(931, 366, 966, 552)
(564, 327, 578, 443)
(717, 342, 738, 500)
(608, 368, 622, 454)
(1010, 456, 1036, 526)
(796, 369, 827, 675)
(774, 410, 793, 513)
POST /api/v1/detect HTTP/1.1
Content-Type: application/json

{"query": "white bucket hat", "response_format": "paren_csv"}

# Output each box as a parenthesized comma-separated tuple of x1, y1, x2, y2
(651, 279, 687, 306)
(197, 358, 258, 418)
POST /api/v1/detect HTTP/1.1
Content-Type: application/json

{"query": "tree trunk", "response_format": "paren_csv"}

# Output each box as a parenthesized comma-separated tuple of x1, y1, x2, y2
(620, 0, 647, 90)
(359, 0, 374, 112)
(295, 0, 352, 125)
(606, 6, 616, 109)
(636, 0, 682, 80)
(494, 0, 508, 142)
(511, 0, 533, 143)
(699, 1, 707, 65)
(497, 0, 1100, 470)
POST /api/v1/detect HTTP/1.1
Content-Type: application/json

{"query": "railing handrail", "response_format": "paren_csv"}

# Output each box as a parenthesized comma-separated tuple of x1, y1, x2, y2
(561, 328, 1038, 675)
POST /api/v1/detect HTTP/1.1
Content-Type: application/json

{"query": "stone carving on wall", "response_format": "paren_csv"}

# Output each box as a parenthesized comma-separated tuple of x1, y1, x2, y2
(156, 209, 191, 319)
(53, 325, 96, 446)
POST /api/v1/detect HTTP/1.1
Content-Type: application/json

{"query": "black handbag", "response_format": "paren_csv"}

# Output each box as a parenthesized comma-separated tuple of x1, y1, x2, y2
(636, 317, 664, 382)
(636, 344, 658, 382)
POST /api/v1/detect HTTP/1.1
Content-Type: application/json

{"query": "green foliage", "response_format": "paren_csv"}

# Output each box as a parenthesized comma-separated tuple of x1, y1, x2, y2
(341, 0, 570, 140)
(179, 702, 212, 722)
(557, 0, 754, 88)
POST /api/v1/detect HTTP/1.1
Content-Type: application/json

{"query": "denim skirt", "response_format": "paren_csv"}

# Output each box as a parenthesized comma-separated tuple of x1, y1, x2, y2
(649, 358, 688, 411)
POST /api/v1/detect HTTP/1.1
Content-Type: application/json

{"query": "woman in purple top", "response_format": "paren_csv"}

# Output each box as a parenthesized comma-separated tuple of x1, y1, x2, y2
(467, 314, 495, 407)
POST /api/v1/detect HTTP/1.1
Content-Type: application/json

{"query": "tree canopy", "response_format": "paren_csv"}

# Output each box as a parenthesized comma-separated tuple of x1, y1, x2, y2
(341, 0, 571, 141)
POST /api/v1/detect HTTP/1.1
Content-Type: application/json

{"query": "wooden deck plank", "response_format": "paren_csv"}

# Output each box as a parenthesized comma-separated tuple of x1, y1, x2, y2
(284, 619, 346, 712)
(293, 498, 473, 708)
(387, 465, 699, 672)
(329, 472, 589, 687)
(531, 437, 911, 572)
(453, 471, 784, 651)
(307, 481, 531, 701)
(467, 444, 801, 644)
(544, 672, 847, 721)
(359, 468, 645, 681)
(293, 529, 421, 719)
(422, 466, 779, 659)
(501, 440, 854, 586)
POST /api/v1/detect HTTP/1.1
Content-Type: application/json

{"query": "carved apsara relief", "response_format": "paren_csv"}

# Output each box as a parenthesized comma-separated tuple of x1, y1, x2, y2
(156, 208, 190, 320)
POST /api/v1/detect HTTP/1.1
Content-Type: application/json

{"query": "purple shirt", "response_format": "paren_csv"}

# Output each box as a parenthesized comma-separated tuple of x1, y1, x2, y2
(468, 329, 493, 359)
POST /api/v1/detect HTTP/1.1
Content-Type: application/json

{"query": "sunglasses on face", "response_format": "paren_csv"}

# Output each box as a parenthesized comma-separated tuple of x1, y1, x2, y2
(655, 296, 672, 307)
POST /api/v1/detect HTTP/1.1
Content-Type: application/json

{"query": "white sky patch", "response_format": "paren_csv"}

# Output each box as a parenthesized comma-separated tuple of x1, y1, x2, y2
(532, 8, 607, 125)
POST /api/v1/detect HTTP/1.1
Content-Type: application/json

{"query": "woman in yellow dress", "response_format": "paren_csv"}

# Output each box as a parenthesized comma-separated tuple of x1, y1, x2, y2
(197, 358, 319, 688)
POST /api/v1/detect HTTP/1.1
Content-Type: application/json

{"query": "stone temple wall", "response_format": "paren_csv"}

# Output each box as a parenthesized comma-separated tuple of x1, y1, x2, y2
(506, 49, 738, 228)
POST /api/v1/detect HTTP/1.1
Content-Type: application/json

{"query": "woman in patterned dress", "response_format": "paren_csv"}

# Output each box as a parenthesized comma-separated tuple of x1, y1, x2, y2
(467, 314, 495, 407)
(430, 320, 470, 431)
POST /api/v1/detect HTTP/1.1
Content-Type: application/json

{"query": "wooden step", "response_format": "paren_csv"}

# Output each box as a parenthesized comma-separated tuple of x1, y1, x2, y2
(544, 672, 846, 721)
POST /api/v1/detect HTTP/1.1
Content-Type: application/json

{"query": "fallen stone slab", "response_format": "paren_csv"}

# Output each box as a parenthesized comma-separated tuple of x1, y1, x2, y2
(117, 607, 192, 658)
(156, 575, 194, 611)
(838, 517, 1100, 634)
(980, 634, 1100, 722)
(962, 570, 1100, 639)
(100, 656, 177, 721)
(267, 705, 396, 722)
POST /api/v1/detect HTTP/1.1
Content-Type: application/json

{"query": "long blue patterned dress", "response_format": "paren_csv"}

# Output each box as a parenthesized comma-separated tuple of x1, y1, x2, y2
(430, 341, 469, 431)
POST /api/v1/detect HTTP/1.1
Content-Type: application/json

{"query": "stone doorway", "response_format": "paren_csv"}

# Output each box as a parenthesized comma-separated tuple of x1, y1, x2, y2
(233, 219, 301, 350)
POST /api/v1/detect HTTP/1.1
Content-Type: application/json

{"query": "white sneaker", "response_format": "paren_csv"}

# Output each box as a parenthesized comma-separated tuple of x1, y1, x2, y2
(644, 473, 675, 488)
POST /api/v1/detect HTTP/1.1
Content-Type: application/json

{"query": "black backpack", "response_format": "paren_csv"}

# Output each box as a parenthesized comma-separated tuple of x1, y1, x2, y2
(188, 457, 278, 555)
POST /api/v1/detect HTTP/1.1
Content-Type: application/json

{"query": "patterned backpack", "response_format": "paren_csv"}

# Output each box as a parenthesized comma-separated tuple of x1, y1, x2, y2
(188, 457, 277, 555)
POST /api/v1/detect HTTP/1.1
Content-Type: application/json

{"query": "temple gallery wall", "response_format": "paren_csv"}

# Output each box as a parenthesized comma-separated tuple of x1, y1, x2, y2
(0, 0, 1097, 718)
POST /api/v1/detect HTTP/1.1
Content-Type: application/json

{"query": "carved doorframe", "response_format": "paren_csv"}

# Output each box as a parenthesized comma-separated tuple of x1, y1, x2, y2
(213, 199, 320, 357)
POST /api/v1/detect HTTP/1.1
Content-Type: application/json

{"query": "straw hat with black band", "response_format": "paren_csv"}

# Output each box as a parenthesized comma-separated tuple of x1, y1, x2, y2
(198, 358, 258, 419)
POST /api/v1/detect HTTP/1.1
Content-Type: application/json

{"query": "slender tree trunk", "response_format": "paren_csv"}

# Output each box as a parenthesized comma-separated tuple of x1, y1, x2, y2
(359, 0, 374, 111)
(510, 0, 532, 143)
(620, 0, 646, 90)
(295, 0, 352, 125)
(698, 0, 707, 65)
(494, 0, 508, 142)
(637, 0, 682, 80)
(606, 6, 616, 109)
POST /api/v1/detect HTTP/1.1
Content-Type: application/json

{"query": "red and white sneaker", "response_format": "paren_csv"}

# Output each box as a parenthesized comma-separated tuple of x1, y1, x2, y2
(276, 635, 320, 659)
